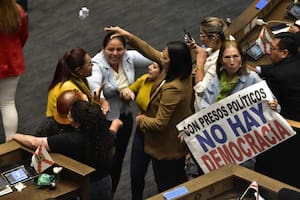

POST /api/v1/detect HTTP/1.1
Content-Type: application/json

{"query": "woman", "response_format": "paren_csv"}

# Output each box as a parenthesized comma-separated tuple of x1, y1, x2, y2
(185, 16, 231, 179)
(13, 98, 123, 200)
(120, 62, 162, 200)
(105, 26, 193, 193)
(0, 0, 28, 142)
(191, 16, 230, 112)
(46, 48, 94, 118)
(199, 40, 278, 169)
(87, 32, 152, 194)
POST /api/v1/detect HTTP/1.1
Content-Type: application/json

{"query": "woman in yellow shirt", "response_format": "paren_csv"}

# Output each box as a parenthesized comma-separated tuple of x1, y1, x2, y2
(121, 62, 160, 112)
(46, 48, 93, 118)
(120, 62, 161, 200)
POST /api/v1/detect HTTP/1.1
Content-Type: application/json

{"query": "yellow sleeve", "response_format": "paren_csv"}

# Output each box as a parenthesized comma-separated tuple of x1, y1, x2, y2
(45, 81, 79, 117)
(129, 74, 148, 94)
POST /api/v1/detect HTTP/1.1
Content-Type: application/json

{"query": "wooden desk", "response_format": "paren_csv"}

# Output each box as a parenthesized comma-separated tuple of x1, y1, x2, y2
(147, 164, 300, 200)
(229, 0, 300, 131)
(0, 141, 95, 200)
(229, 0, 294, 66)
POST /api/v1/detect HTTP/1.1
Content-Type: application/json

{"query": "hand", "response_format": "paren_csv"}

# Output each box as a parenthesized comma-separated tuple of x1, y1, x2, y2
(99, 98, 110, 115)
(185, 36, 196, 49)
(104, 26, 132, 40)
(268, 99, 278, 110)
(110, 119, 123, 134)
(247, 64, 257, 72)
(120, 88, 135, 101)
(178, 129, 189, 143)
(136, 114, 144, 126)
(93, 83, 105, 102)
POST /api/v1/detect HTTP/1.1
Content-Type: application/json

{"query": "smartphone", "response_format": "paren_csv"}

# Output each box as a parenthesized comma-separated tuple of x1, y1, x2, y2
(184, 29, 193, 44)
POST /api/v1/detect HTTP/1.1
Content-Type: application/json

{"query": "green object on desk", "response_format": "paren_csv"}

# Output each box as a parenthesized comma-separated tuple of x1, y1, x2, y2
(36, 173, 55, 188)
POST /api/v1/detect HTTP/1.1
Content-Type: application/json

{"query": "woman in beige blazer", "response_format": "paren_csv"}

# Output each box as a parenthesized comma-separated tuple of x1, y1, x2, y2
(105, 26, 193, 193)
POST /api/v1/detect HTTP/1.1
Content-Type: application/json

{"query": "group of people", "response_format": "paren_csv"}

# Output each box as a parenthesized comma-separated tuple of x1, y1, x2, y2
(1, 0, 300, 199)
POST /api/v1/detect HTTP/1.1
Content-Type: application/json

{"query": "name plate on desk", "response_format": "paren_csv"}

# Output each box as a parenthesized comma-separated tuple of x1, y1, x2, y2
(162, 186, 189, 200)
(256, 0, 268, 10)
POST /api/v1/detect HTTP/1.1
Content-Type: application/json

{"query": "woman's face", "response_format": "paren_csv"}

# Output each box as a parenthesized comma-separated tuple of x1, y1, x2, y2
(147, 62, 161, 81)
(76, 53, 93, 77)
(221, 45, 242, 75)
(103, 38, 126, 67)
(160, 48, 170, 71)
(200, 29, 214, 48)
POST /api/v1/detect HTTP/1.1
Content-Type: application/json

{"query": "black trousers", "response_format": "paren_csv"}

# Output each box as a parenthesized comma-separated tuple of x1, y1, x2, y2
(152, 156, 187, 193)
(110, 113, 133, 194)
(130, 128, 151, 200)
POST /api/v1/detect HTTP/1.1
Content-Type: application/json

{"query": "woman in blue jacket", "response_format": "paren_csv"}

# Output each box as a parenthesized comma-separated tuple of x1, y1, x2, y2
(199, 40, 279, 169)
(87, 32, 151, 194)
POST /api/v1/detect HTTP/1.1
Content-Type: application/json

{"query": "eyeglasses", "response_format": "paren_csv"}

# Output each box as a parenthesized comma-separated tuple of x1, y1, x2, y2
(222, 55, 241, 62)
(270, 47, 281, 51)
(84, 61, 93, 67)
(200, 34, 208, 39)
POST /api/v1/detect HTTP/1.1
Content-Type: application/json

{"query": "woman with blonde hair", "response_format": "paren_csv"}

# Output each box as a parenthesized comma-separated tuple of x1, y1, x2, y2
(0, 0, 28, 142)
(192, 16, 231, 112)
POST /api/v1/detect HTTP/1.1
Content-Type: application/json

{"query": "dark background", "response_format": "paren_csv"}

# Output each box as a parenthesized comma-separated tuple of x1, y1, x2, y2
(1, 0, 253, 199)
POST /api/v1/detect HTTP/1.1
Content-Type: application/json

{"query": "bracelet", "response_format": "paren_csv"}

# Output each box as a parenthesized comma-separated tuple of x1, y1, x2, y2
(194, 66, 204, 72)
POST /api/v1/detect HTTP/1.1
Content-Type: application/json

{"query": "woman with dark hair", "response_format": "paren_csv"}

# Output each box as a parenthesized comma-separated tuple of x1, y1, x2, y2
(46, 48, 93, 118)
(105, 26, 193, 194)
(87, 31, 152, 195)
(0, 0, 28, 142)
(12, 96, 123, 200)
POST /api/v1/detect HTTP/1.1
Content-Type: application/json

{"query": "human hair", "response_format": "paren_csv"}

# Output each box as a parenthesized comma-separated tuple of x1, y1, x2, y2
(165, 41, 192, 82)
(103, 31, 127, 49)
(70, 100, 114, 163)
(216, 40, 247, 79)
(0, 0, 21, 34)
(71, 100, 106, 129)
(200, 16, 229, 42)
(48, 48, 87, 91)
(275, 32, 298, 56)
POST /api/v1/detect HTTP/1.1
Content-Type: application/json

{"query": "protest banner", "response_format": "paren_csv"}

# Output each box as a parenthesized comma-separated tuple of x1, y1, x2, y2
(177, 81, 296, 174)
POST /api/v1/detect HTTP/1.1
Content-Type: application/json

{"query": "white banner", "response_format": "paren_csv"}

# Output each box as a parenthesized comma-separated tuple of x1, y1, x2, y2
(177, 81, 296, 174)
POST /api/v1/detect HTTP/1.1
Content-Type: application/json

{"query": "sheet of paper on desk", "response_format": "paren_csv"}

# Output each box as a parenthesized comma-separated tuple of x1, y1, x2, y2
(272, 27, 290, 35)
(0, 178, 12, 196)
